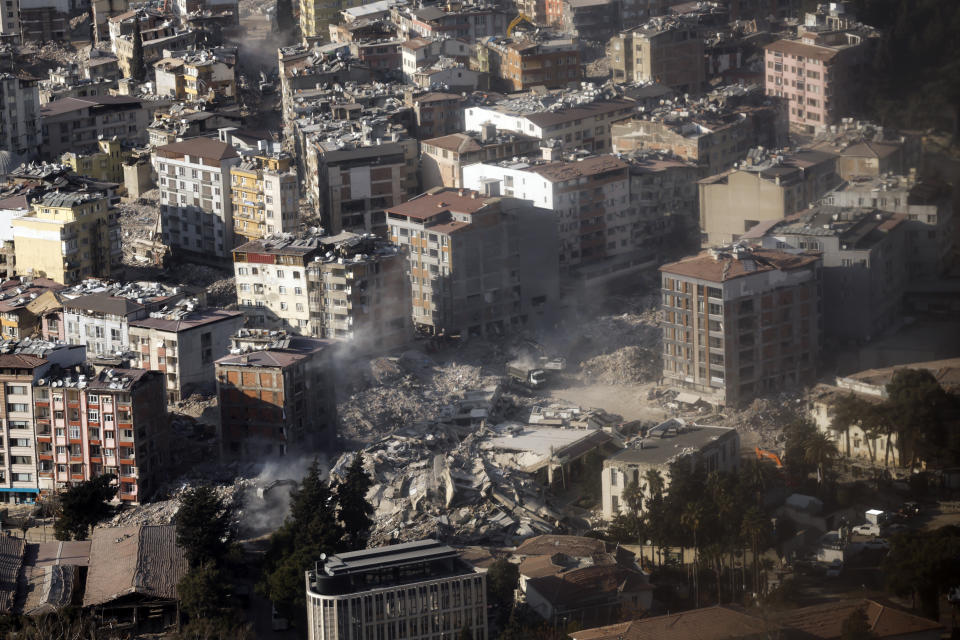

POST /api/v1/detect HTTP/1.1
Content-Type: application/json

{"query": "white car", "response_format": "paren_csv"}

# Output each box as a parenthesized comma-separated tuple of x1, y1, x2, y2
(853, 523, 880, 536)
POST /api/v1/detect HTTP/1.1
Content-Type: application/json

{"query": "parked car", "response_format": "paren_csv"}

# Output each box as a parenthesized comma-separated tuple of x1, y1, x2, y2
(825, 560, 843, 577)
(853, 523, 881, 536)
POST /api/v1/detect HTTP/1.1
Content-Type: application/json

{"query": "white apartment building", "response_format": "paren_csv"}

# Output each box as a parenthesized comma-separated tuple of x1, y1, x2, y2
(0, 73, 42, 157)
(0, 341, 85, 504)
(62, 293, 148, 356)
(464, 98, 636, 153)
(0, 0, 19, 43)
(463, 155, 635, 278)
(306, 539, 488, 640)
(153, 137, 241, 260)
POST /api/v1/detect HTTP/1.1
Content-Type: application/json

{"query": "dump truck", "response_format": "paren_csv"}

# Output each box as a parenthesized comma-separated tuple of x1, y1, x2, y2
(507, 362, 547, 388)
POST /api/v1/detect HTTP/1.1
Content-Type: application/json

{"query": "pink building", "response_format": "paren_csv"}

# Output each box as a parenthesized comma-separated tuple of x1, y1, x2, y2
(764, 28, 875, 132)
(34, 367, 168, 504)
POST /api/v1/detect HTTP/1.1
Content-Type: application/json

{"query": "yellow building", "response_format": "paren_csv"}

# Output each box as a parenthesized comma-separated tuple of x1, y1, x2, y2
(62, 138, 130, 185)
(230, 153, 299, 245)
(12, 190, 121, 285)
(300, 0, 361, 43)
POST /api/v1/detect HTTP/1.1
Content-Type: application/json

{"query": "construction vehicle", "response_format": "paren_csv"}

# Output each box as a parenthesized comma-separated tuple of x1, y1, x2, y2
(755, 447, 784, 468)
(507, 13, 536, 37)
(507, 361, 547, 389)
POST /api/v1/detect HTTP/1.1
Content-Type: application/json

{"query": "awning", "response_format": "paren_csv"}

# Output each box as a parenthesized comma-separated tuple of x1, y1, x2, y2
(0, 488, 39, 493)
(674, 392, 702, 405)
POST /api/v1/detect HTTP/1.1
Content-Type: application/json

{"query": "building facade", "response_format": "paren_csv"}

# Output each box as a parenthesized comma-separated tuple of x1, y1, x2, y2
(0, 72, 42, 158)
(610, 23, 705, 93)
(216, 335, 337, 460)
(153, 137, 241, 261)
(602, 420, 739, 518)
(229, 152, 299, 246)
(234, 233, 412, 351)
(0, 342, 85, 503)
(37, 367, 168, 503)
(128, 309, 244, 402)
(385, 188, 559, 338)
(12, 189, 121, 285)
(39, 96, 150, 158)
(420, 126, 540, 190)
(698, 149, 839, 246)
(472, 36, 582, 92)
(764, 29, 876, 132)
(659, 246, 822, 407)
(306, 539, 488, 640)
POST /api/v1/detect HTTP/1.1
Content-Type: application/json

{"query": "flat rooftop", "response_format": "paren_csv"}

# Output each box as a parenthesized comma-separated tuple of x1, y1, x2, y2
(321, 539, 460, 576)
(607, 423, 735, 466)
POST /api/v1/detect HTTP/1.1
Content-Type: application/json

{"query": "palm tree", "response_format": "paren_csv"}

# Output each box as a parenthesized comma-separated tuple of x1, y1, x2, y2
(644, 469, 665, 498)
(740, 507, 770, 597)
(803, 430, 839, 487)
(681, 501, 705, 607)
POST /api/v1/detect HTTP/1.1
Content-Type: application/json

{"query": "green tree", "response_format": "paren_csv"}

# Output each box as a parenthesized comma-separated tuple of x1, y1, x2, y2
(54, 474, 117, 541)
(803, 430, 838, 487)
(885, 369, 956, 466)
(681, 500, 705, 607)
(261, 459, 346, 619)
(783, 418, 818, 479)
(176, 486, 234, 568)
(841, 607, 878, 640)
(741, 506, 771, 596)
(174, 617, 253, 640)
(883, 526, 960, 620)
(486, 558, 519, 626)
(178, 562, 231, 621)
(334, 453, 374, 550)
(130, 19, 146, 83)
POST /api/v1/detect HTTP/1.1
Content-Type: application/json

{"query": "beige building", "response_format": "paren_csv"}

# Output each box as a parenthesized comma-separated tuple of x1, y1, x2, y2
(698, 148, 838, 246)
(603, 420, 739, 518)
(229, 152, 299, 246)
(128, 309, 244, 403)
(420, 125, 540, 190)
(660, 246, 822, 407)
(153, 137, 241, 260)
(610, 23, 705, 93)
(385, 187, 559, 338)
(62, 137, 130, 185)
(300, 0, 361, 43)
(12, 189, 121, 285)
(233, 233, 412, 351)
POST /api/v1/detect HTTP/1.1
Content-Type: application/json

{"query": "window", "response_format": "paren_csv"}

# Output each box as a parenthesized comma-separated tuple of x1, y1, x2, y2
(121, 429, 134, 440)
(69, 426, 81, 439)
(13, 473, 31, 483)
(87, 394, 98, 404)
(13, 438, 30, 447)
(88, 410, 99, 422)
(276, 269, 284, 278)
(6, 403, 27, 412)
(5, 384, 26, 395)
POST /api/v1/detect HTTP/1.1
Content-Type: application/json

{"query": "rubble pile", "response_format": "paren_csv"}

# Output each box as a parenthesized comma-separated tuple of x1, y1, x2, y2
(106, 481, 246, 528)
(573, 303, 662, 384)
(331, 425, 563, 547)
(580, 345, 660, 384)
(117, 200, 161, 264)
(712, 392, 806, 448)
(167, 262, 237, 308)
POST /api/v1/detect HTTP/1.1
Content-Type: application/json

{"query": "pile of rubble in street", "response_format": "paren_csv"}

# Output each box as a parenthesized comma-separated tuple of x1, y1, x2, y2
(572, 295, 663, 385)
(105, 481, 247, 529)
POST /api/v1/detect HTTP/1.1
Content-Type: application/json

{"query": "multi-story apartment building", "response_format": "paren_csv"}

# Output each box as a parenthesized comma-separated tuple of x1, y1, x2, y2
(822, 175, 955, 280)
(233, 233, 411, 350)
(62, 294, 148, 355)
(625, 154, 700, 252)
(407, 92, 465, 140)
(745, 206, 907, 344)
(764, 27, 876, 132)
(611, 106, 787, 176)
(306, 539, 488, 640)
(400, 37, 470, 83)
(17, 0, 70, 42)
(620, 0, 667, 29)
(305, 137, 418, 235)
(36, 366, 168, 503)
(114, 24, 197, 78)
(698, 148, 839, 246)
(559, 0, 620, 42)
(659, 246, 822, 407)
(610, 22, 705, 93)
(420, 125, 540, 190)
(154, 48, 237, 102)
(91, 0, 129, 43)
(390, 3, 507, 41)
(39, 95, 150, 158)
(128, 309, 244, 402)
(0, 340, 85, 504)
(12, 189, 121, 285)
(472, 35, 582, 92)
(215, 334, 337, 460)
(602, 420, 739, 518)
(153, 137, 242, 261)
(0, 277, 64, 340)
(0, 0, 21, 43)
(385, 187, 559, 338)
(807, 121, 921, 180)
(464, 155, 660, 282)
(464, 95, 636, 154)
(0, 72, 42, 158)
(62, 137, 130, 184)
(230, 152, 299, 246)
(300, 0, 361, 43)
(171, 0, 238, 25)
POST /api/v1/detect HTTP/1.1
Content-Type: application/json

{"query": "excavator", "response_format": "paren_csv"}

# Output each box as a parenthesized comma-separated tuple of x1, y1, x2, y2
(506, 13, 537, 37)
(755, 447, 784, 468)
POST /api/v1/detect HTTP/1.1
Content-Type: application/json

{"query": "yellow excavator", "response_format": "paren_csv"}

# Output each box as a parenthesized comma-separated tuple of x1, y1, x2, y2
(507, 13, 537, 37)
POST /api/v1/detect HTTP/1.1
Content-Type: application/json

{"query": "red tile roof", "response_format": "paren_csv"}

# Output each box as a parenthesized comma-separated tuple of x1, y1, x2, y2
(659, 248, 820, 283)
(385, 188, 492, 220)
